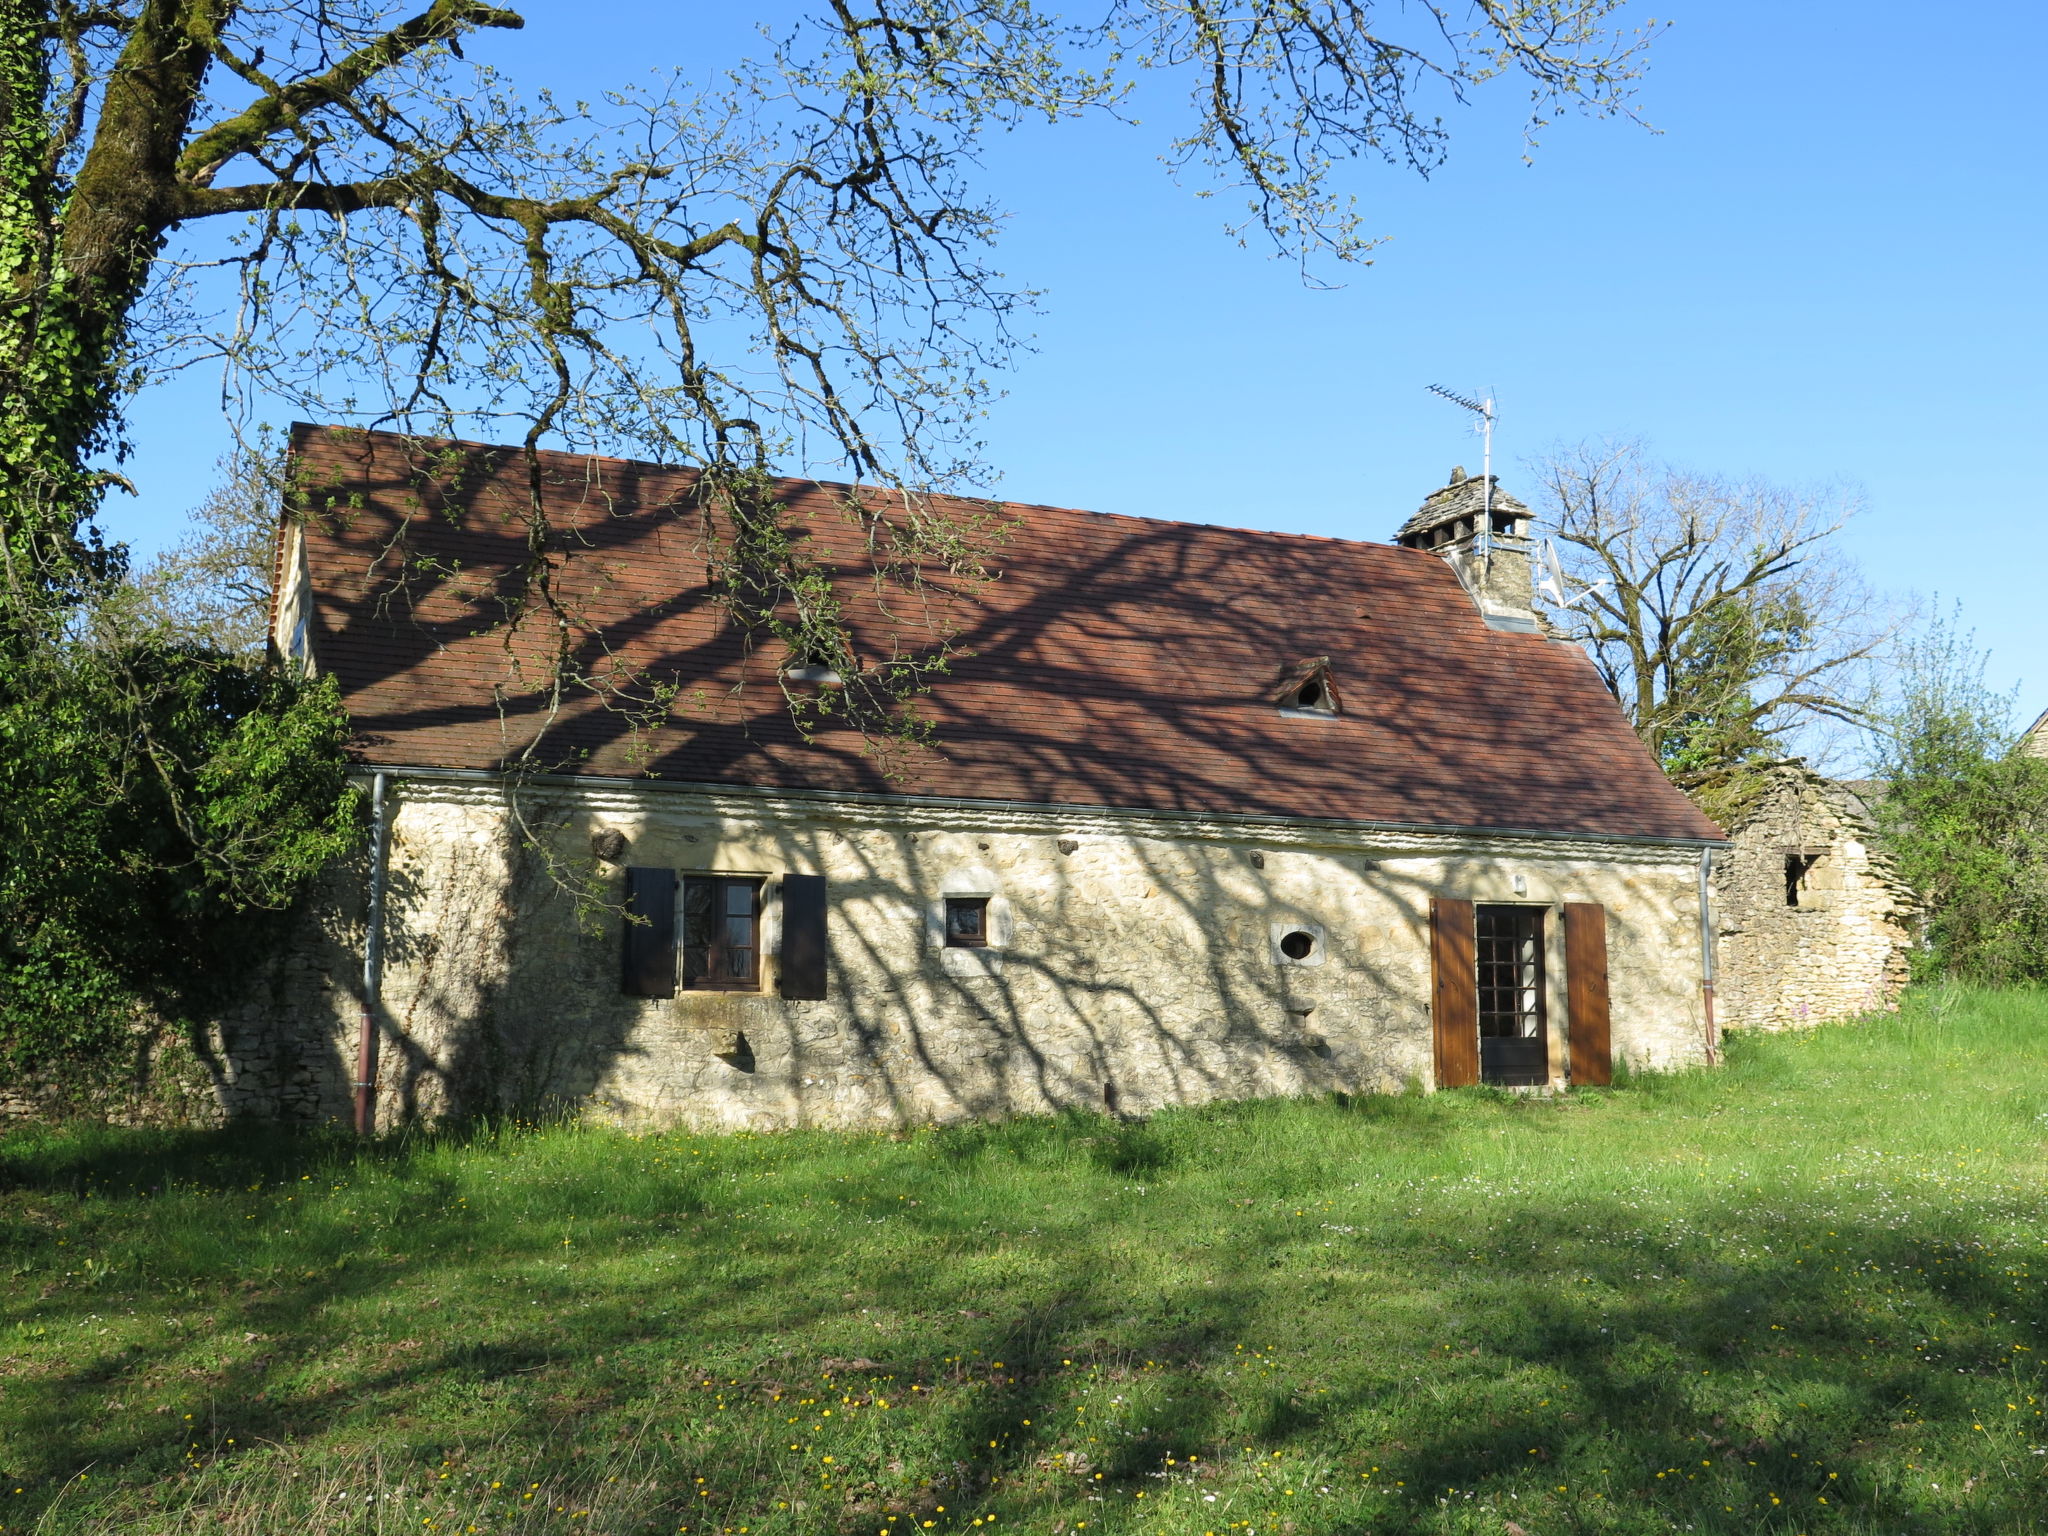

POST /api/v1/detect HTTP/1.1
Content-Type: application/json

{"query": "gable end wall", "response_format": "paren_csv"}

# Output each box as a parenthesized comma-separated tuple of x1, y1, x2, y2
(1711, 770, 1917, 1029)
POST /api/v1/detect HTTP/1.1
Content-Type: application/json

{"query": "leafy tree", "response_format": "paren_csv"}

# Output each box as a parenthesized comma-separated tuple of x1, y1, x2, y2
(0, 645, 359, 1077)
(1, 1, 1656, 1072)
(7, 2, 1657, 647)
(1532, 439, 1893, 820)
(121, 438, 282, 652)
(1872, 608, 2048, 985)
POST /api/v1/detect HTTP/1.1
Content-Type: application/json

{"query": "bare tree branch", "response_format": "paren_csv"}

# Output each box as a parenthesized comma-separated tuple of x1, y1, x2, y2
(1531, 439, 1903, 804)
(177, 1, 523, 187)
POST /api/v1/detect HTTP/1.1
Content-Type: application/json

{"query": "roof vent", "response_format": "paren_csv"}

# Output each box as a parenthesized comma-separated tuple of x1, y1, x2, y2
(781, 663, 845, 689)
(1274, 657, 1340, 718)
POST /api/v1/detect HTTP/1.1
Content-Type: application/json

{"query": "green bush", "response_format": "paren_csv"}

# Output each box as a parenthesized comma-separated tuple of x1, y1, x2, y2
(1873, 607, 2048, 983)
(0, 645, 361, 1079)
(1883, 752, 2048, 984)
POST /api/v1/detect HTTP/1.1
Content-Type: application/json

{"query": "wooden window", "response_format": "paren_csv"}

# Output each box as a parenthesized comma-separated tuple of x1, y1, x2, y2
(682, 876, 763, 991)
(1475, 904, 1548, 1087)
(944, 896, 990, 948)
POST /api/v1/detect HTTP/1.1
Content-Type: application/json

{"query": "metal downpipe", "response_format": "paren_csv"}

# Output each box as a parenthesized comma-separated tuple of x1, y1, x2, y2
(355, 771, 392, 1136)
(1699, 845, 1719, 1066)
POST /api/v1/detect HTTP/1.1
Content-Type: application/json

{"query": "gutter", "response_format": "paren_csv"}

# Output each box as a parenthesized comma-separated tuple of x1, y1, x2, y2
(352, 761, 1729, 853)
(355, 770, 392, 1137)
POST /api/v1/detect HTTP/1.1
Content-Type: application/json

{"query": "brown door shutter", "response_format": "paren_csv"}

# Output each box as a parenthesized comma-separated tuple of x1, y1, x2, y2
(621, 867, 677, 998)
(1430, 897, 1479, 1088)
(778, 874, 829, 1001)
(1564, 901, 1612, 1086)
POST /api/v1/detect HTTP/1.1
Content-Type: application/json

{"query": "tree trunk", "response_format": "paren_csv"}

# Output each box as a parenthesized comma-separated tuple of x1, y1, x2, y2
(0, 2, 73, 619)
(0, 1, 231, 621)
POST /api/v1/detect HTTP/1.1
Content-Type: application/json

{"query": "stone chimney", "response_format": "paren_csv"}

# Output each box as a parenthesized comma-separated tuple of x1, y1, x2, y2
(1393, 466, 1541, 634)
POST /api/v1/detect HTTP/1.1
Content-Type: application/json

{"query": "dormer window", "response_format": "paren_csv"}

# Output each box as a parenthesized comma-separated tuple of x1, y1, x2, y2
(1274, 657, 1340, 718)
(780, 638, 847, 690)
(781, 662, 844, 688)
(1291, 675, 1332, 712)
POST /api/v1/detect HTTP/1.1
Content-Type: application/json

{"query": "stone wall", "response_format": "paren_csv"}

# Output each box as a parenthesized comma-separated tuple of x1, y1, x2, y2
(1711, 767, 1917, 1030)
(0, 1023, 228, 1128)
(209, 777, 1717, 1132)
(2020, 708, 2048, 761)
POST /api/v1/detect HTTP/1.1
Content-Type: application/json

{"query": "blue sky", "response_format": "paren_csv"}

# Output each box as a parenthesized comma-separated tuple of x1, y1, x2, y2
(114, 0, 2048, 728)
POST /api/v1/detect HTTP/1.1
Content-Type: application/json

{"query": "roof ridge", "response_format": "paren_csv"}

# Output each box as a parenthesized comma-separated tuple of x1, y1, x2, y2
(291, 422, 1409, 558)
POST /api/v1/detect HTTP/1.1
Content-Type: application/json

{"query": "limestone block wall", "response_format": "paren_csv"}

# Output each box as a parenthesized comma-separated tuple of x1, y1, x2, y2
(210, 777, 1715, 1131)
(2021, 709, 2048, 761)
(1712, 769, 1917, 1030)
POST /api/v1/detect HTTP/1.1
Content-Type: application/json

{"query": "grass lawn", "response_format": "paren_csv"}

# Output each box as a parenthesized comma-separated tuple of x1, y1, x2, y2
(3, 990, 2046, 1536)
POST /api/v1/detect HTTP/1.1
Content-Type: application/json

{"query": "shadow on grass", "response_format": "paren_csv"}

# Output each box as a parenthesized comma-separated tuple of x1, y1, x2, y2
(4, 1089, 2046, 1533)
(0, 1111, 574, 1197)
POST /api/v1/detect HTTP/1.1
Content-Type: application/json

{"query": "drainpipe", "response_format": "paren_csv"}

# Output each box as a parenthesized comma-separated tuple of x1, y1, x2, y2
(1698, 846, 1719, 1066)
(355, 771, 392, 1137)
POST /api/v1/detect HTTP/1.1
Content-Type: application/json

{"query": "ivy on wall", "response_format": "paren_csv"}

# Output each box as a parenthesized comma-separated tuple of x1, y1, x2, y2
(0, 650, 361, 1079)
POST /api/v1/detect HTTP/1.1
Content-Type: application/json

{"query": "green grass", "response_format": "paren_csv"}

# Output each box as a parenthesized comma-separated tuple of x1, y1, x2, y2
(3, 988, 2046, 1536)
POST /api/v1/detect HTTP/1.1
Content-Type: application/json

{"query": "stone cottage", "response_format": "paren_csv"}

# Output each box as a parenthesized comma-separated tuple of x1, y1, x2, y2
(1709, 764, 1917, 1029)
(221, 427, 1726, 1132)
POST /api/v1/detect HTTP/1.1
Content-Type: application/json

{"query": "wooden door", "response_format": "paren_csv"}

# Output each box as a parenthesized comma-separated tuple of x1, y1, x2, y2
(1430, 897, 1479, 1087)
(1564, 902, 1612, 1086)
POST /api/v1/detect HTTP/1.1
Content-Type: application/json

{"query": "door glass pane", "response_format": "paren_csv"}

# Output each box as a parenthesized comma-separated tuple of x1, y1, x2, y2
(1476, 906, 1544, 1038)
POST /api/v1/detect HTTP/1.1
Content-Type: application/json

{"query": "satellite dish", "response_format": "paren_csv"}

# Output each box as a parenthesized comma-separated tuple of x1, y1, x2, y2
(1535, 539, 1610, 612)
(1535, 539, 1569, 606)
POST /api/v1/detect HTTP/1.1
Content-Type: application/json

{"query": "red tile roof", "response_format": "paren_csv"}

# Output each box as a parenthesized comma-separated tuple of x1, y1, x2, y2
(289, 425, 1721, 842)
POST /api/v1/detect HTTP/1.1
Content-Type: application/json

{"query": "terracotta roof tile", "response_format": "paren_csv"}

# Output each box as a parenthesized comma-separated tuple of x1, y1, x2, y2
(289, 425, 1722, 842)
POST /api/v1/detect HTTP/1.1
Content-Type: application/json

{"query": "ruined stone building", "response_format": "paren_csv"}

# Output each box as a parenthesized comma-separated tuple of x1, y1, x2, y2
(1709, 764, 1917, 1029)
(223, 428, 1725, 1131)
(2020, 707, 2048, 760)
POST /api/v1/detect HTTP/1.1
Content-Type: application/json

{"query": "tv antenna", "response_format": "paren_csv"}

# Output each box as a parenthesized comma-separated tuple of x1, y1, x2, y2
(1426, 383, 1496, 562)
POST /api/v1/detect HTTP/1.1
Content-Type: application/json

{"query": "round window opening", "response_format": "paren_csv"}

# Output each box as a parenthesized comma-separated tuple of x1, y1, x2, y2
(1279, 930, 1316, 960)
(1295, 679, 1323, 709)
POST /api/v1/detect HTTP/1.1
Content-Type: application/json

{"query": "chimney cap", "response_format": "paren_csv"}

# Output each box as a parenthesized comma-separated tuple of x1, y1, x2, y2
(1449, 465, 1467, 484)
(1392, 472, 1531, 546)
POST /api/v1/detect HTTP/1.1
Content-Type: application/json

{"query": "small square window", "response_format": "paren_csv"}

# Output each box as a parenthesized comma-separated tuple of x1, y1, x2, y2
(944, 896, 990, 949)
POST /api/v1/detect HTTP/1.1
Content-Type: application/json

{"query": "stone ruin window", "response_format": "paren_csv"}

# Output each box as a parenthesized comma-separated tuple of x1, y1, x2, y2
(1784, 851, 1823, 908)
